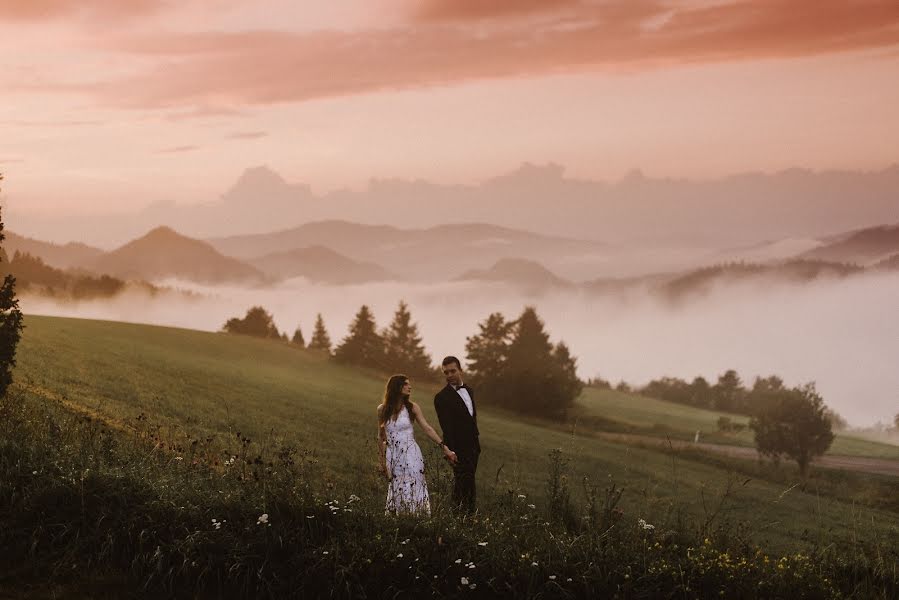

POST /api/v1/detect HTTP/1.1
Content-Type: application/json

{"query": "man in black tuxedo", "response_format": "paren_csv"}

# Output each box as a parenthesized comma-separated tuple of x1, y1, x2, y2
(434, 356, 480, 513)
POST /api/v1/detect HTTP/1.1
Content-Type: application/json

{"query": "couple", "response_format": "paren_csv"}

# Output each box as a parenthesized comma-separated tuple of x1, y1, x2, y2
(377, 356, 480, 515)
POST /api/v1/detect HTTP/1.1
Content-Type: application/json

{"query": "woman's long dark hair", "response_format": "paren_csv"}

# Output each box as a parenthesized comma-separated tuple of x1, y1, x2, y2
(380, 374, 415, 424)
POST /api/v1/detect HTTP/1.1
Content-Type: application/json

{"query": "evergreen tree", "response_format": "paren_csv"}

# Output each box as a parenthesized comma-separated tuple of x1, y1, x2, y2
(500, 307, 576, 419)
(713, 369, 746, 412)
(334, 305, 385, 369)
(382, 301, 432, 378)
(308, 313, 332, 354)
(464, 312, 514, 389)
(0, 172, 25, 398)
(291, 326, 305, 347)
(222, 306, 280, 339)
(549, 341, 583, 406)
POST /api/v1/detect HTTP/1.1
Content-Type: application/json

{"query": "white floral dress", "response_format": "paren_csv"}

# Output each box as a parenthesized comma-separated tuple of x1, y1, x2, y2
(384, 406, 431, 515)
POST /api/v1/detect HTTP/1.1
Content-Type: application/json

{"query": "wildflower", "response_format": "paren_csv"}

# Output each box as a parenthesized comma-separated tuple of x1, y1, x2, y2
(397, 553, 403, 558)
(638, 518, 655, 531)
(532, 562, 539, 567)
(477, 541, 488, 546)
(517, 494, 526, 499)
(470, 584, 477, 590)
(257, 513, 269, 525)
(306, 515, 314, 519)
(174, 456, 183, 461)
(549, 575, 557, 580)
(323, 551, 329, 555)
(460, 577, 469, 585)
(32, 471, 37, 475)
(528, 504, 536, 509)
(455, 558, 462, 564)
(567, 578, 573, 582)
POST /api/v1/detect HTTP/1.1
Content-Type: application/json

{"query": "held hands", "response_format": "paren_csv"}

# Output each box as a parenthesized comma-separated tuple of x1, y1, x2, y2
(443, 446, 458, 465)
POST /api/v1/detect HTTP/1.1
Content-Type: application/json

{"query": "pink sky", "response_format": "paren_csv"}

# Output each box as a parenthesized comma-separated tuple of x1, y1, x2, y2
(2, 0, 899, 216)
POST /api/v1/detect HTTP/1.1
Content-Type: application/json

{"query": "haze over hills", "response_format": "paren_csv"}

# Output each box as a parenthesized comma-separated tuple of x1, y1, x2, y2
(87, 226, 265, 285)
(799, 224, 899, 265)
(4, 231, 104, 270)
(8, 164, 899, 251)
(456, 258, 573, 293)
(248, 245, 397, 284)
(208, 220, 608, 282)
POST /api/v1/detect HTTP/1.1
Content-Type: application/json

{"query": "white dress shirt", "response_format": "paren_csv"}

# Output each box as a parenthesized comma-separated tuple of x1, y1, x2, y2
(455, 385, 474, 417)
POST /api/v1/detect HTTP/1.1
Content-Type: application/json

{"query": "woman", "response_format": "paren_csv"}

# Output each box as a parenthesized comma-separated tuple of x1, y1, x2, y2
(378, 374, 457, 515)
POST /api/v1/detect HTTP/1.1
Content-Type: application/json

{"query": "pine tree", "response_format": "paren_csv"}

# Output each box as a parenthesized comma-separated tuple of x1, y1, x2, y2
(0, 172, 25, 398)
(383, 301, 432, 378)
(308, 313, 332, 354)
(334, 305, 385, 369)
(465, 312, 514, 389)
(291, 326, 305, 347)
(501, 307, 558, 416)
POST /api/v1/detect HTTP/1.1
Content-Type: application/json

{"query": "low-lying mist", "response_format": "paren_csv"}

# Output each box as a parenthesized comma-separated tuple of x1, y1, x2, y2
(21, 271, 899, 428)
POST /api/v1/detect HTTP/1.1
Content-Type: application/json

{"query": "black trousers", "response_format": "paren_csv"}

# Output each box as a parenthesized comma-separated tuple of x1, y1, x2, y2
(452, 452, 479, 513)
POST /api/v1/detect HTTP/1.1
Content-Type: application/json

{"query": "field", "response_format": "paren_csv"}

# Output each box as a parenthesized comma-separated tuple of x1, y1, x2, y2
(4, 315, 898, 597)
(574, 387, 899, 460)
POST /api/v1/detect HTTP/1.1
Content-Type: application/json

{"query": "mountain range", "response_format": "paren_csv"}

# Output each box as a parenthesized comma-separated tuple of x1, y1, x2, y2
(7, 163, 899, 251)
(6, 220, 898, 294)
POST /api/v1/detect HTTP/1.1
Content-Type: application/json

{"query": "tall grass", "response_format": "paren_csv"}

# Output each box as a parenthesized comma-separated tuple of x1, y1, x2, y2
(2, 386, 896, 598)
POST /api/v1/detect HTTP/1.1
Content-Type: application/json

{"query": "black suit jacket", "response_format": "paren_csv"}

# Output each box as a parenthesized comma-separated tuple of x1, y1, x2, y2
(434, 384, 480, 458)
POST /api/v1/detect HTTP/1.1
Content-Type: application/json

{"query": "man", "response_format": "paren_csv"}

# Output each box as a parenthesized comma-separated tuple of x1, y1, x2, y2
(434, 356, 480, 513)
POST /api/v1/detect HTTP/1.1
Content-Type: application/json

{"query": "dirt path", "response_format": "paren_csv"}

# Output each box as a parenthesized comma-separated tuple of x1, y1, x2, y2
(596, 432, 899, 478)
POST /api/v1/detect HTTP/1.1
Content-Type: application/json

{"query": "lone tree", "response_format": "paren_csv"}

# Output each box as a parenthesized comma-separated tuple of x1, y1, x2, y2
(222, 306, 280, 339)
(291, 325, 305, 347)
(334, 305, 384, 370)
(749, 382, 834, 477)
(308, 313, 332, 354)
(0, 173, 24, 397)
(382, 301, 432, 378)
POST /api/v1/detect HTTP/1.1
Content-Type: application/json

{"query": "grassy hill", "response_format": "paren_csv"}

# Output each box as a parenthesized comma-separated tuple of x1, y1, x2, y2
(12, 315, 899, 552)
(574, 387, 899, 459)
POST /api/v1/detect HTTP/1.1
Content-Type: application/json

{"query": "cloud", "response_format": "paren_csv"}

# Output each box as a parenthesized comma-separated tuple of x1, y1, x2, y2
(156, 145, 200, 154)
(226, 131, 268, 140)
(37, 0, 899, 110)
(0, 0, 168, 22)
(414, 0, 581, 22)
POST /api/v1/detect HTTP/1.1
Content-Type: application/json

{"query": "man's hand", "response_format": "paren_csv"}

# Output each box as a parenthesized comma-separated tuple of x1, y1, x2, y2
(443, 448, 458, 465)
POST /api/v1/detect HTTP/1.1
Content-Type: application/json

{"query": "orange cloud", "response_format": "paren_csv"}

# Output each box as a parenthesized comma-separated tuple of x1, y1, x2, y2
(226, 131, 268, 140)
(0, 0, 166, 22)
(156, 145, 200, 154)
(414, 0, 580, 22)
(52, 0, 899, 110)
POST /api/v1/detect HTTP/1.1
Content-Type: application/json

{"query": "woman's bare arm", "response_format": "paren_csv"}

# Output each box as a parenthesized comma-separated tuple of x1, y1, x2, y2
(411, 402, 457, 464)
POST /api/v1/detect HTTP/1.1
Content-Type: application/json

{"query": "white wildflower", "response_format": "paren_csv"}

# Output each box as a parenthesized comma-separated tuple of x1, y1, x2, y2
(460, 577, 469, 585)
(257, 513, 269, 525)
(477, 541, 488, 546)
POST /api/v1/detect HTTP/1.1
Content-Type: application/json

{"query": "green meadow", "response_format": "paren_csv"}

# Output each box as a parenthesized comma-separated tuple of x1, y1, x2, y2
(4, 314, 898, 597)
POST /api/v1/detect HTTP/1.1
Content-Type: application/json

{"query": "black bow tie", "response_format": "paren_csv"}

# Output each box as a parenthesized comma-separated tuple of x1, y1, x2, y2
(454, 384, 468, 391)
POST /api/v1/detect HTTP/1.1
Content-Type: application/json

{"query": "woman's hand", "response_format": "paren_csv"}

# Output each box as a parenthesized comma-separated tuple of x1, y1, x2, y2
(443, 447, 458, 465)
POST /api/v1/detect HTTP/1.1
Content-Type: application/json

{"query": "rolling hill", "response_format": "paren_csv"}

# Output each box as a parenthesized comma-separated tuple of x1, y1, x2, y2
(208, 220, 608, 282)
(248, 245, 397, 284)
(456, 258, 572, 291)
(88, 226, 265, 284)
(12, 315, 899, 552)
(799, 223, 899, 265)
(4, 230, 104, 269)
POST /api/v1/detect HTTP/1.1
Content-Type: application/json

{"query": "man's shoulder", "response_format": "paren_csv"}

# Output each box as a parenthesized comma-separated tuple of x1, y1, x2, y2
(434, 385, 452, 402)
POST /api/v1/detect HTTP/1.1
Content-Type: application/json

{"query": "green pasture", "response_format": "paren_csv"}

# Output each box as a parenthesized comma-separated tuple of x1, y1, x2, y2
(13, 314, 899, 553)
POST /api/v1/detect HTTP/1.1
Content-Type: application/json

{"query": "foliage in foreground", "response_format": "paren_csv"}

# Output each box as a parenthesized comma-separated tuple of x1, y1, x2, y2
(1, 388, 896, 599)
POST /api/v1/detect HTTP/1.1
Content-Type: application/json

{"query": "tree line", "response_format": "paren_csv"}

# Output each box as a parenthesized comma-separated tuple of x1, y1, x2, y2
(222, 303, 583, 419)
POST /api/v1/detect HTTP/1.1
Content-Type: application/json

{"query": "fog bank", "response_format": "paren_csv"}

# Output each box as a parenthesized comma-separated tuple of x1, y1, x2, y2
(22, 272, 899, 427)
